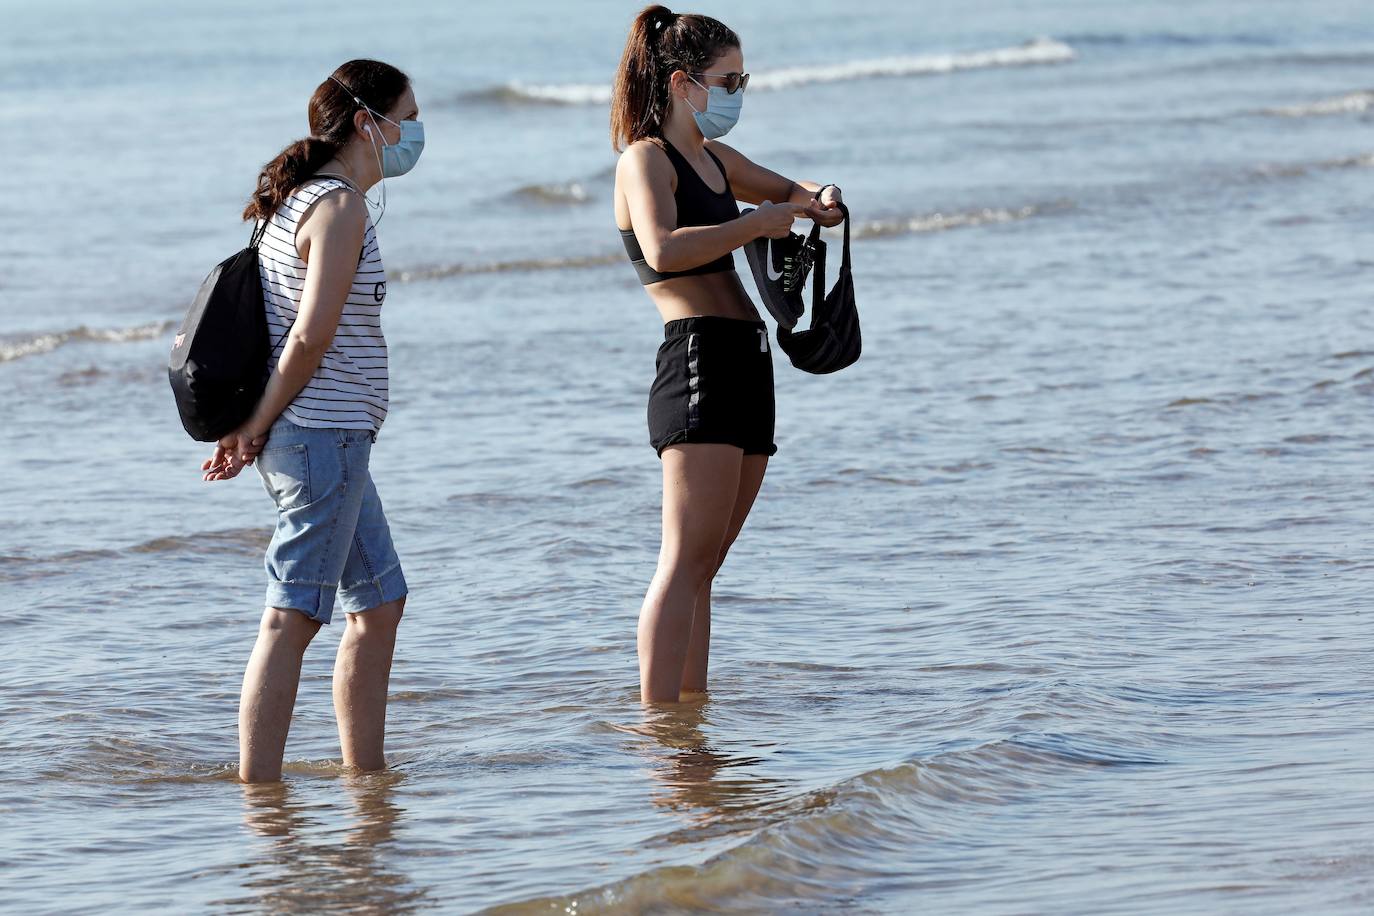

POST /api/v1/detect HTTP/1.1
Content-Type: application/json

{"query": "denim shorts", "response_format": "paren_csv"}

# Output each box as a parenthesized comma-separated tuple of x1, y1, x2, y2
(255, 418, 407, 624)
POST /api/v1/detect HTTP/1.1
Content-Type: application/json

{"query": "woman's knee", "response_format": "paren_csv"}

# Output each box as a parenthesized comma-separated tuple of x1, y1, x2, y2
(659, 549, 721, 589)
(260, 607, 321, 650)
(347, 596, 405, 634)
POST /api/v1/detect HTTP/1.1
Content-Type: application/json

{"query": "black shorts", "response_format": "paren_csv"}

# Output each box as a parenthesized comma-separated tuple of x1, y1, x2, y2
(648, 316, 778, 457)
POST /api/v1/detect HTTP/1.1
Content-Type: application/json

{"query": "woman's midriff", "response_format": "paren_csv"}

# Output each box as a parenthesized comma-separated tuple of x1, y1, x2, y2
(646, 270, 762, 324)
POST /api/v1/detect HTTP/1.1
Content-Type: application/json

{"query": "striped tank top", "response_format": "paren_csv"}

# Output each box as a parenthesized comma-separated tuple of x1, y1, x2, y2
(257, 176, 389, 433)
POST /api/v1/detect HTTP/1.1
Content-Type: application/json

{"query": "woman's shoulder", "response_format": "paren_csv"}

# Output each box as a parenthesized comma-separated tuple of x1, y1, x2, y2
(294, 180, 367, 242)
(618, 139, 675, 180)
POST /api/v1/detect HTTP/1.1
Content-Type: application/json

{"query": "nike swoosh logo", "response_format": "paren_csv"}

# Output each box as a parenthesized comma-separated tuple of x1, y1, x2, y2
(765, 242, 784, 282)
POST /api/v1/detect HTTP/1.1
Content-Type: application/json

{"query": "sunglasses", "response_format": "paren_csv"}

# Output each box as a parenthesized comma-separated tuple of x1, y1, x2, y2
(692, 71, 750, 94)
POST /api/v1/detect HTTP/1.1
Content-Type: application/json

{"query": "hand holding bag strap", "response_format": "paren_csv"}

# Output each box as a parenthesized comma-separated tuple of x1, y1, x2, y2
(805, 201, 850, 319)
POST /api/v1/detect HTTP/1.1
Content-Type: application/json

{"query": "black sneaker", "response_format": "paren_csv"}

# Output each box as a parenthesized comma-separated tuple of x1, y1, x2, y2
(742, 209, 818, 331)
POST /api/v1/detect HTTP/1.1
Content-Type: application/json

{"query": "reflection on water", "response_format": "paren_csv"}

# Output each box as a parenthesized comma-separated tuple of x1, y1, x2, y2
(631, 700, 793, 842)
(228, 773, 429, 913)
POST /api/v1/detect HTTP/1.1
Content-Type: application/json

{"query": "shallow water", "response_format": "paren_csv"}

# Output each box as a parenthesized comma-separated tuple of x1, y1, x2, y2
(3, 0, 1374, 912)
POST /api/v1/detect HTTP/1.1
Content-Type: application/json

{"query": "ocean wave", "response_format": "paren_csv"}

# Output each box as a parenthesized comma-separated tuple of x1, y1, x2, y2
(851, 202, 1070, 239)
(746, 38, 1075, 91)
(124, 527, 268, 556)
(394, 252, 623, 283)
(394, 201, 1063, 283)
(495, 732, 1163, 914)
(1173, 51, 1374, 76)
(1264, 90, 1374, 118)
(0, 320, 176, 364)
(464, 39, 1075, 107)
(510, 180, 595, 206)
(1252, 151, 1374, 179)
(475, 82, 610, 106)
(1062, 31, 1277, 48)
(0, 527, 268, 583)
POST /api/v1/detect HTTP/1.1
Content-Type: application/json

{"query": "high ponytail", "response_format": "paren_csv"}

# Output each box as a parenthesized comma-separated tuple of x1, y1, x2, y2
(243, 58, 411, 222)
(610, 5, 739, 151)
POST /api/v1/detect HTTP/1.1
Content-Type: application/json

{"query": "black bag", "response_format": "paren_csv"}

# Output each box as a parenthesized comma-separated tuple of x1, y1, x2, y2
(168, 221, 271, 441)
(777, 203, 861, 374)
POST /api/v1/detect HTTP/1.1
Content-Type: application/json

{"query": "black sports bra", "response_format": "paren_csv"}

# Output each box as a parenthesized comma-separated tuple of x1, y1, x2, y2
(620, 140, 741, 285)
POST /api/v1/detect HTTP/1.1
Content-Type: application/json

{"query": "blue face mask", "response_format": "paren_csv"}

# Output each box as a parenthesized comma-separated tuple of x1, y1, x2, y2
(687, 76, 743, 140)
(359, 112, 423, 226)
(368, 112, 425, 178)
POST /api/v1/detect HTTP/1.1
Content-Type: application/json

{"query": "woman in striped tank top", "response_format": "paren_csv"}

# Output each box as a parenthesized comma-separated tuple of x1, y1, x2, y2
(201, 59, 424, 783)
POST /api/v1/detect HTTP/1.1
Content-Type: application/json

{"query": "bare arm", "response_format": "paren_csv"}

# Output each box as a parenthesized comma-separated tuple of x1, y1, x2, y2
(202, 189, 367, 481)
(708, 141, 847, 227)
(618, 142, 806, 274)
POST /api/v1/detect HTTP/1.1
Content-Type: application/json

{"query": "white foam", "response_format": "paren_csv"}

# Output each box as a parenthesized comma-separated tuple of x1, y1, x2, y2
(853, 205, 1049, 239)
(495, 38, 1075, 106)
(513, 180, 594, 205)
(0, 321, 173, 363)
(502, 82, 612, 106)
(753, 38, 1076, 90)
(1267, 90, 1374, 117)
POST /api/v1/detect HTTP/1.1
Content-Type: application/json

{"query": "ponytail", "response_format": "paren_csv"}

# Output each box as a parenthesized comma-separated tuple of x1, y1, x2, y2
(610, 5, 739, 151)
(242, 137, 340, 222)
(243, 58, 410, 222)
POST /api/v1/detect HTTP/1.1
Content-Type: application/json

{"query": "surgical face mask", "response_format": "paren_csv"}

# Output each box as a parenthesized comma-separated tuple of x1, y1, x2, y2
(686, 76, 743, 140)
(368, 111, 425, 178)
(362, 110, 424, 224)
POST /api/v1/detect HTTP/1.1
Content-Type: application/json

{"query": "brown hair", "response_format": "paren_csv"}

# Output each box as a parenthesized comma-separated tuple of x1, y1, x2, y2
(610, 5, 739, 151)
(243, 59, 411, 222)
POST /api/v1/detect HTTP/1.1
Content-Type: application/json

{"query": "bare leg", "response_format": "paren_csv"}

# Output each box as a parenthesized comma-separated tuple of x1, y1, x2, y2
(681, 454, 769, 695)
(333, 597, 405, 772)
(638, 444, 743, 704)
(240, 608, 322, 783)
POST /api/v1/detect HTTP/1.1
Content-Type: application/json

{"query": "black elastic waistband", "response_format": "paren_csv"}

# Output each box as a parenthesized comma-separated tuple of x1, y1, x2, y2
(663, 316, 767, 340)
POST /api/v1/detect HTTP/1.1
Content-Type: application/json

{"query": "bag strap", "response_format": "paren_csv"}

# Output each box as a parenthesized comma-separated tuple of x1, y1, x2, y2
(249, 218, 268, 249)
(805, 203, 851, 317)
(316, 171, 363, 194)
(837, 202, 851, 272)
(810, 234, 828, 318)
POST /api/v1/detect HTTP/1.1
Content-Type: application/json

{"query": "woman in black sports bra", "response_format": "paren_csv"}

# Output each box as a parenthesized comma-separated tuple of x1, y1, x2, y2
(612, 5, 846, 704)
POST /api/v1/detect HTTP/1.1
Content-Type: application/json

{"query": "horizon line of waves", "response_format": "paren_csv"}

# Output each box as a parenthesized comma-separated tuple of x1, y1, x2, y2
(461, 39, 1075, 107)
(393, 203, 1065, 284)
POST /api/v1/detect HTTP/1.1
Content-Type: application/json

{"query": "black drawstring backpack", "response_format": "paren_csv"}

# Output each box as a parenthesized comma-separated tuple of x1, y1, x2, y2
(168, 221, 271, 441)
(776, 203, 861, 374)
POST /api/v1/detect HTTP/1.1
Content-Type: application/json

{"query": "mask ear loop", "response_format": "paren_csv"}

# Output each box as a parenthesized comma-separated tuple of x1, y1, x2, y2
(684, 74, 707, 115)
(330, 75, 387, 225)
(362, 108, 387, 225)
